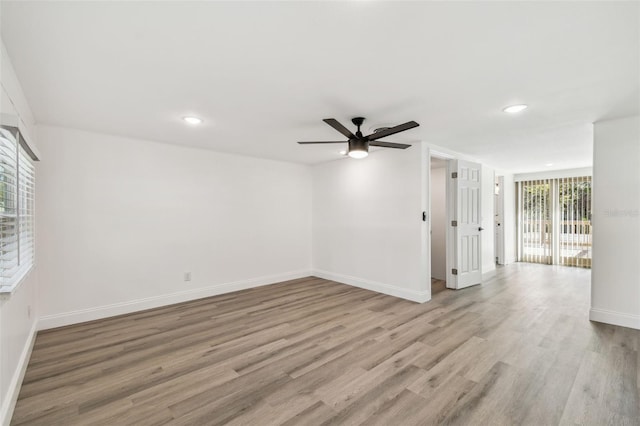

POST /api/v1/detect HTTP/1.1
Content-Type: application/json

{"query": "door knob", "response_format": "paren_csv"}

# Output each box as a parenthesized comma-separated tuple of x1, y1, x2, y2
(479, 227, 484, 231)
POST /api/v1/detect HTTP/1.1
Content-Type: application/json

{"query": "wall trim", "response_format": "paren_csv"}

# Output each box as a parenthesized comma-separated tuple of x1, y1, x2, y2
(312, 269, 430, 303)
(1, 320, 37, 426)
(589, 308, 640, 330)
(38, 270, 311, 330)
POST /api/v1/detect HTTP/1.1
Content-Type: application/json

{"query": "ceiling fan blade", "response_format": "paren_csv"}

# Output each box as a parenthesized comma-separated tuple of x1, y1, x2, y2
(323, 118, 356, 139)
(367, 121, 419, 141)
(369, 141, 411, 149)
(297, 141, 346, 144)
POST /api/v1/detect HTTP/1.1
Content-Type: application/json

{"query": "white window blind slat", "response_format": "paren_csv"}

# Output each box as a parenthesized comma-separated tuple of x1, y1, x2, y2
(0, 127, 36, 292)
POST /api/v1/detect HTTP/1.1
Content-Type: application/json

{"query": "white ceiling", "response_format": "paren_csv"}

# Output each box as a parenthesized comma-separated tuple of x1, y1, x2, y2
(1, 1, 638, 172)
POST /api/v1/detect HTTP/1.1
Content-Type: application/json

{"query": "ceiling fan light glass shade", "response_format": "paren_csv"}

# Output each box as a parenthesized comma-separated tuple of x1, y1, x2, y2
(348, 139, 369, 159)
(348, 150, 368, 159)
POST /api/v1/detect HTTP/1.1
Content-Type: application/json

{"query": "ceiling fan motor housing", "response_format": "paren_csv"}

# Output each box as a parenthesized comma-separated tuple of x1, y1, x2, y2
(349, 138, 369, 152)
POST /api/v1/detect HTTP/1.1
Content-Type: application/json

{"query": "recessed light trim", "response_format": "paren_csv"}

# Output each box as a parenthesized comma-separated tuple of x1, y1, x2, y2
(183, 116, 203, 125)
(503, 104, 528, 114)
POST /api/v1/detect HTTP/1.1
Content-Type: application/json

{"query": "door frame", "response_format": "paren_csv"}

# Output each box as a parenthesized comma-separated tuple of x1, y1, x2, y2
(495, 176, 505, 264)
(428, 149, 456, 290)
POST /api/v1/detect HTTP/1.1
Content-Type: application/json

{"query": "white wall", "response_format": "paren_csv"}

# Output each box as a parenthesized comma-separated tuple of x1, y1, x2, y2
(502, 174, 517, 264)
(430, 166, 446, 280)
(591, 115, 640, 330)
(0, 44, 36, 144)
(494, 173, 517, 265)
(0, 40, 39, 426)
(36, 125, 312, 329)
(481, 165, 496, 279)
(312, 145, 429, 302)
(0, 275, 37, 426)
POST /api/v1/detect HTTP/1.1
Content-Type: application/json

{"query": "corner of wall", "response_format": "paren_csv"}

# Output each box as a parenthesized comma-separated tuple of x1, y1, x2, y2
(589, 308, 640, 330)
(0, 35, 41, 426)
(38, 270, 312, 330)
(0, 319, 37, 426)
(591, 115, 640, 331)
(312, 269, 430, 303)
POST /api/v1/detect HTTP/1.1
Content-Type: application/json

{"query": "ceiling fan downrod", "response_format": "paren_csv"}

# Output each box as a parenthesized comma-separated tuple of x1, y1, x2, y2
(351, 117, 365, 138)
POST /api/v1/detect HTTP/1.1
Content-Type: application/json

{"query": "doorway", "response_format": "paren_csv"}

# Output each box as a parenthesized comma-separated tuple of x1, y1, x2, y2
(495, 176, 505, 265)
(430, 156, 448, 295)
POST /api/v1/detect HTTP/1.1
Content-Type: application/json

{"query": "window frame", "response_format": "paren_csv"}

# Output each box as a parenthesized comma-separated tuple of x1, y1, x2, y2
(0, 125, 38, 295)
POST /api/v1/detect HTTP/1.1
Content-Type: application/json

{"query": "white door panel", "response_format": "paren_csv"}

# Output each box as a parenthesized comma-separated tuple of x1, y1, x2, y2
(453, 160, 482, 289)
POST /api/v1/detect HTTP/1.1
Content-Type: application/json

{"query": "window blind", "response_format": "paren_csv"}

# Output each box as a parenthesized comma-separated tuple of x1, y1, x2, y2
(18, 143, 35, 272)
(517, 175, 591, 268)
(0, 127, 19, 289)
(0, 126, 37, 292)
(558, 176, 592, 267)
(518, 179, 553, 264)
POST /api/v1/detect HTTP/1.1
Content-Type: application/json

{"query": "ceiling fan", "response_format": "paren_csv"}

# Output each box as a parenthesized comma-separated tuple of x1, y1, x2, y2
(298, 117, 420, 159)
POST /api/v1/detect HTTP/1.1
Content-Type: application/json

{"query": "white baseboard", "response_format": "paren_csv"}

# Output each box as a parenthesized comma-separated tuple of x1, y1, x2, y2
(589, 308, 640, 330)
(482, 268, 497, 281)
(1, 320, 37, 426)
(312, 269, 430, 303)
(38, 270, 312, 330)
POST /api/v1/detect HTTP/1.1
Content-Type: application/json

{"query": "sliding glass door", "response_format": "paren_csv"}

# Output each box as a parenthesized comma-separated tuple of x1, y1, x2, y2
(517, 176, 592, 268)
(519, 179, 552, 264)
(558, 176, 592, 267)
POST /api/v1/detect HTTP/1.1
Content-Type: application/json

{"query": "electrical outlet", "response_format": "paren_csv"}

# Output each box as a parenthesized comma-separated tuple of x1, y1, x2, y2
(184, 272, 191, 282)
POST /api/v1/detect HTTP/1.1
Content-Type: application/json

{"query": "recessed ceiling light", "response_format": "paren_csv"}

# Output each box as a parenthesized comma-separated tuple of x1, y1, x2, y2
(503, 104, 528, 114)
(183, 116, 203, 125)
(546, 163, 553, 167)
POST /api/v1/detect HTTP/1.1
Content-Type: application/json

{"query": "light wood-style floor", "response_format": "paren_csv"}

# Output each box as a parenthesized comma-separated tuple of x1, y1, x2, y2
(12, 263, 639, 425)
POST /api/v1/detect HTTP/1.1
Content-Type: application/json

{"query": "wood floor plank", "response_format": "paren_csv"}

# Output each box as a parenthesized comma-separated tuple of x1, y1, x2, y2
(11, 263, 640, 425)
(279, 401, 336, 426)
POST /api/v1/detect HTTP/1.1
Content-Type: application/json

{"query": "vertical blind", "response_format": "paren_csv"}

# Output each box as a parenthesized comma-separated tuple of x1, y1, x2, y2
(558, 176, 592, 267)
(518, 179, 553, 264)
(0, 126, 36, 292)
(517, 176, 592, 268)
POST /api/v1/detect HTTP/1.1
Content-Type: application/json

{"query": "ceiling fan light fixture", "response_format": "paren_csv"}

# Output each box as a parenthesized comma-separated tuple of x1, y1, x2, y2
(348, 139, 369, 159)
(348, 150, 369, 159)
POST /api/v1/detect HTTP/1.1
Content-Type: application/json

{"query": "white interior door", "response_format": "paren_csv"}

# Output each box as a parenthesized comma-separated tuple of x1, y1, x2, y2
(452, 160, 482, 289)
